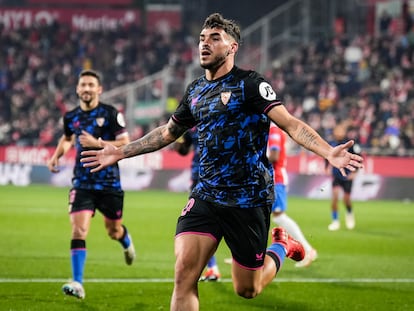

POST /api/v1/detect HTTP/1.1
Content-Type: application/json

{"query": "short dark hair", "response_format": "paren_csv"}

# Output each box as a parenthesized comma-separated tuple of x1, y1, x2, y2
(78, 69, 102, 85)
(202, 13, 241, 44)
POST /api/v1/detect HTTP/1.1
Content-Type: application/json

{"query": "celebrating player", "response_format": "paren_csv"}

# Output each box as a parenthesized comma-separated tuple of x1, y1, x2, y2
(81, 13, 363, 311)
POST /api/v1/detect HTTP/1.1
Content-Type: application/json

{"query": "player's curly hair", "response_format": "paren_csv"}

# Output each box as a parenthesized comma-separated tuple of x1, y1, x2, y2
(202, 13, 241, 45)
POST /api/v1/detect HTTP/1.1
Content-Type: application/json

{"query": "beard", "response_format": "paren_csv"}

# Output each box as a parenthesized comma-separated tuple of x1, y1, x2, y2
(79, 93, 94, 106)
(200, 52, 228, 70)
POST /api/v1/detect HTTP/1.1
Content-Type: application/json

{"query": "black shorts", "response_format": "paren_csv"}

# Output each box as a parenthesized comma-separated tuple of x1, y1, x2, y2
(176, 195, 271, 269)
(332, 177, 353, 194)
(68, 188, 124, 220)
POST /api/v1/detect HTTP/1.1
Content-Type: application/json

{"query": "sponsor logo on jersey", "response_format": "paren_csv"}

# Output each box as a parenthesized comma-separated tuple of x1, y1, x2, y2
(259, 82, 277, 101)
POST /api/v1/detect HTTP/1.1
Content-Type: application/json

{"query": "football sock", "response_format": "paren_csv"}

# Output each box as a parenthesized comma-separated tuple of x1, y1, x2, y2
(118, 225, 131, 249)
(207, 256, 217, 269)
(346, 205, 353, 213)
(266, 243, 286, 272)
(71, 239, 86, 284)
(273, 213, 313, 252)
(332, 210, 338, 220)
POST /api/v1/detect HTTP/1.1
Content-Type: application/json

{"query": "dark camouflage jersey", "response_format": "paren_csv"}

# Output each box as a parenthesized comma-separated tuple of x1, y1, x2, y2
(63, 102, 127, 191)
(173, 66, 281, 208)
(181, 127, 200, 185)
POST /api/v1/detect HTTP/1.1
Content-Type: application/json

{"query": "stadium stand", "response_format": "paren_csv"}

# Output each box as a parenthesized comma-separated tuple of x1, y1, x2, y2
(0, 21, 193, 146)
(0, 2, 413, 156)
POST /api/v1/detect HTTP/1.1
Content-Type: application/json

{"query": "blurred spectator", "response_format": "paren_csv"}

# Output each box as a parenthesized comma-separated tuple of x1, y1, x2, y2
(379, 10, 392, 35)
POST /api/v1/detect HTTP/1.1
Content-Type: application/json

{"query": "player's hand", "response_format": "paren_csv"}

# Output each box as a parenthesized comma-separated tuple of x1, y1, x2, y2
(79, 130, 101, 148)
(47, 157, 60, 173)
(81, 140, 123, 172)
(326, 140, 363, 177)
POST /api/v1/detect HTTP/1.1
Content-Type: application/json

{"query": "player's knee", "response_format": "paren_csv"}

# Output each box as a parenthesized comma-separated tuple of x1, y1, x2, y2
(234, 284, 259, 299)
(107, 226, 122, 240)
(72, 226, 88, 239)
(107, 229, 119, 240)
(173, 267, 200, 293)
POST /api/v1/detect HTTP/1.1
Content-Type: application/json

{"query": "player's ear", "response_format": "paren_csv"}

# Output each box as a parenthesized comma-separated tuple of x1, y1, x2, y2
(75, 86, 81, 98)
(230, 41, 238, 54)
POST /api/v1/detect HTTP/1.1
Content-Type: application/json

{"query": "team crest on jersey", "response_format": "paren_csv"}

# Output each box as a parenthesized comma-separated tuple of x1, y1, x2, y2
(259, 82, 277, 101)
(221, 91, 231, 105)
(96, 117, 105, 127)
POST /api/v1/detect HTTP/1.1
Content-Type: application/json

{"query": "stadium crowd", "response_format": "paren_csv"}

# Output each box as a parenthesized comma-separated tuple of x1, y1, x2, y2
(1, 19, 413, 156)
(0, 21, 194, 147)
(264, 19, 414, 157)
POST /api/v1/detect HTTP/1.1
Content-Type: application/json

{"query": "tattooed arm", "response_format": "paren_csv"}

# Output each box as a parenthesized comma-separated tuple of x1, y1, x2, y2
(123, 118, 187, 157)
(268, 105, 363, 175)
(81, 118, 189, 172)
(268, 105, 330, 157)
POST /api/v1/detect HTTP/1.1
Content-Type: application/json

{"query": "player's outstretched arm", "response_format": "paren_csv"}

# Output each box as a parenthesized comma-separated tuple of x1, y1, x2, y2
(81, 118, 188, 172)
(268, 105, 363, 176)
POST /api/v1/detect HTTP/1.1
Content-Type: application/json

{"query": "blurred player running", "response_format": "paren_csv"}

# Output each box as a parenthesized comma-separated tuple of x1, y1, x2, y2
(326, 125, 360, 231)
(47, 69, 135, 299)
(268, 123, 317, 267)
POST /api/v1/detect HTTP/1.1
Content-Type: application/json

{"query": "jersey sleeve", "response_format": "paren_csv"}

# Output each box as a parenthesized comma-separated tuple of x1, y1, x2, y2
(172, 83, 197, 128)
(244, 71, 282, 114)
(108, 106, 128, 138)
(63, 113, 73, 138)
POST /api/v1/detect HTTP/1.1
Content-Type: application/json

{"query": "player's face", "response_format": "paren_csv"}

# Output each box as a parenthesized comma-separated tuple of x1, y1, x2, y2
(199, 27, 236, 70)
(76, 76, 102, 107)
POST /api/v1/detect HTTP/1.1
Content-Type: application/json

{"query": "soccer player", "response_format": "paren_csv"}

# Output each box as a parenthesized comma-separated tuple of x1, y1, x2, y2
(174, 127, 221, 281)
(47, 69, 136, 299)
(81, 13, 363, 310)
(268, 122, 317, 267)
(326, 125, 359, 231)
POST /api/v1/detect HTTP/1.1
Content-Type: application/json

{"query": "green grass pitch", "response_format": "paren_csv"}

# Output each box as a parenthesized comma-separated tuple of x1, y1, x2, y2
(0, 184, 413, 310)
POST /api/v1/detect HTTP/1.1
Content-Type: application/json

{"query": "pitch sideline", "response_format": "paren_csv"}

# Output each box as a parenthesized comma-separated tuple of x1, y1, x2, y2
(1, 278, 413, 283)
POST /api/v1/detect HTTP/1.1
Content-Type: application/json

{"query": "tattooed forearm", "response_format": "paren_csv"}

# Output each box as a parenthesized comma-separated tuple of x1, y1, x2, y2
(297, 127, 320, 150)
(121, 120, 188, 158)
(122, 126, 164, 158)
